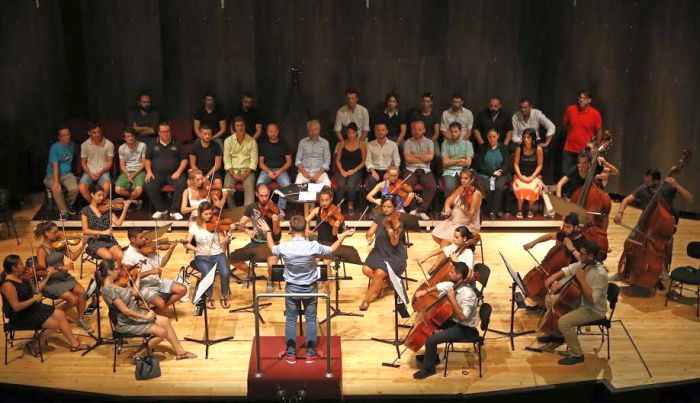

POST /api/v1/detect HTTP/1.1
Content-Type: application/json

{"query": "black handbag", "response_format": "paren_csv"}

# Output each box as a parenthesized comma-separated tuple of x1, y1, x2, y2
(135, 355, 161, 380)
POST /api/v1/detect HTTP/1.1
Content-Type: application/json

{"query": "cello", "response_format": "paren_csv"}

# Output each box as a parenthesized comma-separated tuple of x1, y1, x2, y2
(538, 268, 583, 334)
(617, 150, 692, 290)
(569, 131, 614, 260)
(522, 230, 580, 303)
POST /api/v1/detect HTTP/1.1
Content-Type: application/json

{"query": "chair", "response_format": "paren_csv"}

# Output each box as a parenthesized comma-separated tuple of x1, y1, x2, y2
(575, 283, 620, 359)
(443, 303, 492, 377)
(80, 249, 101, 279)
(0, 188, 20, 245)
(3, 309, 44, 365)
(665, 241, 700, 317)
(107, 305, 152, 372)
(471, 263, 490, 305)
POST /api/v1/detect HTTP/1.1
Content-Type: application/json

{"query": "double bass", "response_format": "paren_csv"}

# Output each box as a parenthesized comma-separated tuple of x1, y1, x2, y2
(570, 131, 614, 260)
(617, 150, 692, 289)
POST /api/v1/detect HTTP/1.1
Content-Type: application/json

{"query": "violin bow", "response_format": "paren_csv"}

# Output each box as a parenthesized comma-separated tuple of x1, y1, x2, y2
(310, 198, 345, 234)
(58, 213, 71, 258)
(525, 249, 549, 276)
(28, 237, 41, 293)
(415, 259, 430, 282)
(127, 268, 154, 313)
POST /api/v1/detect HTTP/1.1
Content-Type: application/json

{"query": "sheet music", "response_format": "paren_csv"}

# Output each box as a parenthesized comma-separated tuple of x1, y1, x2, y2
(193, 263, 218, 304)
(299, 191, 317, 201)
(385, 262, 408, 305)
(308, 183, 325, 193)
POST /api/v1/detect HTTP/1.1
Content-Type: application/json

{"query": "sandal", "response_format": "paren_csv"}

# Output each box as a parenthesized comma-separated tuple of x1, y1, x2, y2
(516, 211, 523, 219)
(220, 299, 230, 309)
(70, 343, 89, 352)
(527, 211, 535, 219)
(359, 302, 369, 311)
(207, 299, 216, 310)
(176, 351, 198, 360)
(24, 341, 41, 357)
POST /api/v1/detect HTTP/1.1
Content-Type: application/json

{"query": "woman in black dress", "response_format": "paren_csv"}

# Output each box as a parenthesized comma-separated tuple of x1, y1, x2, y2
(80, 184, 129, 265)
(334, 122, 366, 213)
(1, 255, 87, 357)
(360, 195, 407, 310)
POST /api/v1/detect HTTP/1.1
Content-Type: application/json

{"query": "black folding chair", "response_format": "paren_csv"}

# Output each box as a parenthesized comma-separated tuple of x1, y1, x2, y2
(3, 310, 43, 365)
(443, 303, 492, 377)
(107, 305, 153, 372)
(665, 241, 700, 317)
(576, 283, 620, 360)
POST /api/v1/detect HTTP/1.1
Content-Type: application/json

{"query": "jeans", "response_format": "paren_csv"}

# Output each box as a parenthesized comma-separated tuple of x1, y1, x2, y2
(44, 174, 79, 214)
(368, 169, 387, 189)
(422, 321, 478, 370)
(193, 253, 231, 298)
(285, 282, 318, 355)
(334, 172, 362, 206)
(79, 172, 111, 186)
(402, 169, 437, 213)
(224, 172, 255, 207)
(143, 172, 187, 212)
(441, 173, 460, 198)
(477, 173, 511, 215)
(256, 170, 291, 210)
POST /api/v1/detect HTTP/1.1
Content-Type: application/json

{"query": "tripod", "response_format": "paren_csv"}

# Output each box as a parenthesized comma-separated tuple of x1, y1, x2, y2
(371, 290, 412, 368)
(229, 245, 272, 323)
(491, 253, 536, 351)
(320, 245, 364, 325)
(82, 276, 113, 356)
(185, 268, 233, 359)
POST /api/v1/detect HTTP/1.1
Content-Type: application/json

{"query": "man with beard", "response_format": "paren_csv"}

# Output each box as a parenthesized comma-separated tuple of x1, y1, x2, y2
(473, 96, 513, 152)
(127, 92, 160, 143)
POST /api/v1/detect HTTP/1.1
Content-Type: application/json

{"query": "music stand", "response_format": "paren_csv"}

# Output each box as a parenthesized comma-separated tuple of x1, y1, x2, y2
(548, 195, 591, 224)
(219, 206, 247, 221)
(228, 244, 272, 322)
(319, 245, 364, 324)
(82, 272, 114, 356)
(372, 262, 411, 368)
(184, 264, 233, 359)
(490, 252, 536, 351)
(142, 224, 172, 240)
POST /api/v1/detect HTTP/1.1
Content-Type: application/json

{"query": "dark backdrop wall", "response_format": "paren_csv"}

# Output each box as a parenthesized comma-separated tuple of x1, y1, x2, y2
(1, 0, 699, 211)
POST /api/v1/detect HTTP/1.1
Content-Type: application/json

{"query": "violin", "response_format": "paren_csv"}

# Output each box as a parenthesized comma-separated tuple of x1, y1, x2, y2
(197, 177, 232, 200)
(205, 216, 235, 232)
(51, 234, 83, 250)
(617, 149, 692, 289)
(382, 211, 402, 232)
(320, 204, 344, 228)
(387, 178, 424, 203)
(115, 263, 142, 287)
(96, 198, 142, 213)
(259, 199, 280, 219)
(138, 238, 185, 255)
(19, 266, 48, 281)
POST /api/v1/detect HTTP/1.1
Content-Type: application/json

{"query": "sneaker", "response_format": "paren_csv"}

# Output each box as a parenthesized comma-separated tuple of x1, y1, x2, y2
(170, 212, 184, 220)
(415, 354, 440, 367)
(418, 212, 430, 220)
(305, 352, 319, 364)
(77, 319, 95, 334)
(558, 355, 585, 365)
(279, 350, 296, 365)
(152, 210, 168, 219)
(412, 368, 437, 379)
(266, 281, 274, 293)
(409, 210, 419, 216)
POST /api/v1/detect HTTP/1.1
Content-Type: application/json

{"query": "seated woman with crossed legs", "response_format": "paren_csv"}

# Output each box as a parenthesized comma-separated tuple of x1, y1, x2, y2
(80, 184, 129, 265)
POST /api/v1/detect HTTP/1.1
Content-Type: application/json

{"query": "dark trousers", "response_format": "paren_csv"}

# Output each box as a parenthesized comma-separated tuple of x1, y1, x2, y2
(368, 169, 388, 189)
(335, 172, 362, 206)
(561, 150, 579, 177)
(403, 169, 437, 213)
(422, 321, 478, 370)
(144, 172, 186, 212)
(477, 173, 511, 215)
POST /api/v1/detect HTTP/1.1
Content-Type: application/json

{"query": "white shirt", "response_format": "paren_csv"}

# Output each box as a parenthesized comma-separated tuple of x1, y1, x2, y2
(118, 142, 146, 172)
(122, 245, 162, 288)
(188, 222, 225, 256)
(440, 107, 474, 138)
(442, 244, 474, 269)
(435, 281, 479, 327)
(365, 139, 401, 171)
(511, 108, 556, 143)
(334, 104, 370, 133)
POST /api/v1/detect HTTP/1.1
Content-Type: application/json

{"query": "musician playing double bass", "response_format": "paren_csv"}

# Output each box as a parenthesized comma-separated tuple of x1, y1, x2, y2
(555, 150, 618, 198)
(411, 262, 478, 379)
(538, 240, 608, 365)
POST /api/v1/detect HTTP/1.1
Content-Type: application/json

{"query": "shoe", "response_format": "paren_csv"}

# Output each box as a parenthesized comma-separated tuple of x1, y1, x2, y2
(489, 212, 496, 221)
(527, 211, 535, 219)
(516, 211, 523, 219)
(305, 352, 319, 364)
(170, 212, 184, 220)
(279, 350, 296, 365)
(558, 355, 585, 365)
(266, 281, 274, 293)
(152, 210, 167, 219)
(415, 354, 440, 367)
(537, 335, 565, 344)
(77, 319, 95, 334)
(409, 210, 419, 216)
(418, 212, 430, 220)
(412, 368, 437, 379)
(656, 280, 666, 291)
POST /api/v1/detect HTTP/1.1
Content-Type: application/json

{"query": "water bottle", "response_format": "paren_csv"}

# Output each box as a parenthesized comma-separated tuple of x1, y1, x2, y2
(489, 176, 495, 191)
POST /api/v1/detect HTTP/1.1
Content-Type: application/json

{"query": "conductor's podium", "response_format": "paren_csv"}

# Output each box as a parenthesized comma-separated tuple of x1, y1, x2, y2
(247, 336, 342, 401)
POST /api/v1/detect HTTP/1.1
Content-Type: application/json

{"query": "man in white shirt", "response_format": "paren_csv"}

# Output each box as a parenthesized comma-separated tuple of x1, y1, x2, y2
(440, 93, 474, 141)
(411, 262, 479, 379)
(78, 122, 114, 202)
(403, 120, 436, 220)
(115, 128, 146, 202)
(366, 123, 401, 188)
(295, 120, 332, 187)
(334, 88, 370, 142)
(121, 227, 187, 314)
(511, 98, 556, 152)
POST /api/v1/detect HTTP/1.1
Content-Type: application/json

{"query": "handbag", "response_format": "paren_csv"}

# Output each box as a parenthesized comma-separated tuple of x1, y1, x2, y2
(135, 355, 161, 380)
(175, 267, 191, 302)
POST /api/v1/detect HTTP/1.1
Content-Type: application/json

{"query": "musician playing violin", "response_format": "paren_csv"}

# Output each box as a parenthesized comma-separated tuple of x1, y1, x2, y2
(556, 150, 618, 198)
(411, 262, 478, 379)
(122, 227, 187, 315)
(34, 221, 93, 333)
(431, 168, 482, 246)
(232, 183, 282, 293)
(419, 226, 475, 276)
(538, 240, 608, 366)
(305, 187, 343, 292)
(366, 165, 414, 212)
(80, 184, 129, 265)
(180, 168, 228, 224)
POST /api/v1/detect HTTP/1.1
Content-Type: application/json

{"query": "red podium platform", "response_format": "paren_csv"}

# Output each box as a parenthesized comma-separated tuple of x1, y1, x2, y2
(247, 336, 343, 401)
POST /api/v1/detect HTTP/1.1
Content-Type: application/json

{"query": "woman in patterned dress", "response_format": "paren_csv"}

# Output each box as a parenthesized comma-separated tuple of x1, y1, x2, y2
(80, 184, 129, 265)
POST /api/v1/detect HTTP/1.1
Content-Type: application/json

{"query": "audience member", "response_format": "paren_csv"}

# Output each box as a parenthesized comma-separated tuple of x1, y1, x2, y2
(143, 122, 188, 220)
(295, 120, 331, 187)
(475, 129, 511, 219)
(441, 122, 474, 197)
(334, 88, 370, 142)
(365, 123, 401, 188)
(334, 123, 366, 212)
(78, 122, 114, 203)
(257, 123, 292, 210)
(403, 121, 437, 220)
(512, 129, 544, 218)
(127, 92, 159, 143)
(223, 116, 258, 207)
(371, 92, 407, 143)
(193, 92, 227, 147)
(115, 128, 146, 202)
(44, 126, 78, 217)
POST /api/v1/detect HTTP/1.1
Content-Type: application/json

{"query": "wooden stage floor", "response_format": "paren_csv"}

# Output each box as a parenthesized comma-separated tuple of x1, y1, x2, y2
(1, 200, 699, 398)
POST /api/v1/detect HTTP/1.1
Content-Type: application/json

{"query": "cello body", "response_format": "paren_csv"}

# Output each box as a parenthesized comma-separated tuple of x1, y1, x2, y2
(404, 295, 454, 352)
(538, 277, 582, 334)
(523, 242, 572, 302)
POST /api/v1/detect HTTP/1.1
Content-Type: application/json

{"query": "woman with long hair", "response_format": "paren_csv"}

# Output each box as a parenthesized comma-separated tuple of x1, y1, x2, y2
(431, 168, 482, 246)
(512, 129, 543, 218)
(80, 184, 129, 264)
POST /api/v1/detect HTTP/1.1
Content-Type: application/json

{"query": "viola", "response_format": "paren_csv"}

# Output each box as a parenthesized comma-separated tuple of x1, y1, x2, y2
(138, 238, 185, 255)
(618, 149, 692, 289)
(19, 266, 48, 281)
(115, 263, 142, 287)
(382, 211, 402, 232)
(258, 199, 280, 220)
(96, 198, 142, 213)
(51, 234, 83, 250)
(197, 178, 232, 201)
(538, 270, 583, 334)
(320, 204, 345, 228)
(387, 179, 424, 203)
(205, 216, 235, 232)
(522, 231, 580, 302)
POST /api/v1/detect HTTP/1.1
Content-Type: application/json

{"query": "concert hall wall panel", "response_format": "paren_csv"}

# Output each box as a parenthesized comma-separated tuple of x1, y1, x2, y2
(0, 0, 698, 211)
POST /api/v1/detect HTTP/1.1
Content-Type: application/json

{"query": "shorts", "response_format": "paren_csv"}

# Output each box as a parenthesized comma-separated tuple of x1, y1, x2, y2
(80, 172, 111, 186)
(140, 278, 175, 301)
(115, 171, 146, 190)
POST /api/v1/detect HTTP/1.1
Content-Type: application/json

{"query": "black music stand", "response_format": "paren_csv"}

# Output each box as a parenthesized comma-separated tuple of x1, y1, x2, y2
(142, 224, 172, 241)
(490, 252, 536, 351)
(319, 245, 364, 324)
(219, 206, 247, 221)
(228, 244, 272, 323)
(184, 266, 233, 359)
(371, 262, 411, 368)
(82, 272, 114, 356)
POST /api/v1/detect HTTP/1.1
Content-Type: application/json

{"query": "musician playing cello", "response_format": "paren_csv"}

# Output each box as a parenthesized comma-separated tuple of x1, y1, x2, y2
(538, 240, 608, 365)
(411, 262, 478, 379)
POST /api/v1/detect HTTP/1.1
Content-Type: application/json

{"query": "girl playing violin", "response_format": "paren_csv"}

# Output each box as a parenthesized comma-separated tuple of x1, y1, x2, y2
(419, 226, 476, 276)
(366, 165, 415, 212)
(411, 262, 478, 379)
(1, 255, 88, 357)
(360, 195, 407, 311)
(431, 168, 482, 246)
(34, 221, 93, 334)
(80, 184, 129, 265)
(306, 187, 344, 292)
(180, 169, 228, 224)
(99, 259, 197, 361)
(184, 202, 233, 309)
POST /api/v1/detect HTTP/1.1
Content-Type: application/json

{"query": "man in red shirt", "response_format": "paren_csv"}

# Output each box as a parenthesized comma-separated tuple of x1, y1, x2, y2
(562, 91, 602, 175)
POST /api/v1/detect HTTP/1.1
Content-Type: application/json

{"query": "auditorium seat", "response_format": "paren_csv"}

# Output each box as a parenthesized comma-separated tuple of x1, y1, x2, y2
(170, 118, 194, 144)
